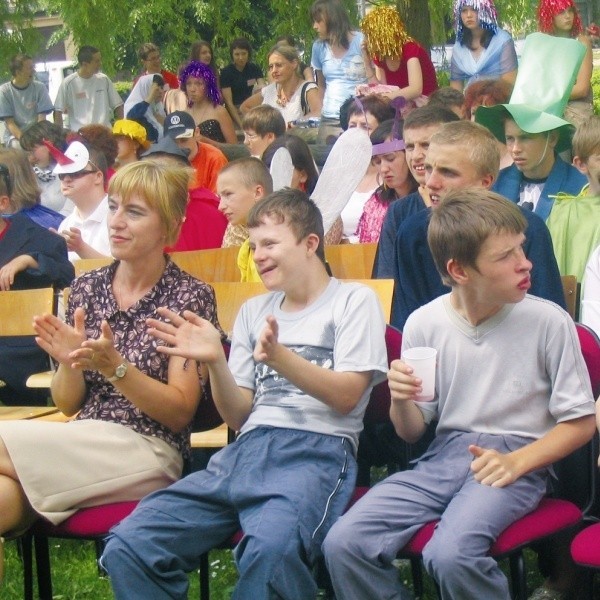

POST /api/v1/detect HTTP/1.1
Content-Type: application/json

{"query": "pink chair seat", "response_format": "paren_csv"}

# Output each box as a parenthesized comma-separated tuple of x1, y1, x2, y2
(571, 522, 600, 567)
(32, 501, 139, 537)
(399, 498, 581, 557)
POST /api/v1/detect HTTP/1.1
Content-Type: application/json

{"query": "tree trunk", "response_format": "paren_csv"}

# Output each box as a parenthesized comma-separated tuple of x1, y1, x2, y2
(397, 0, 432, 50)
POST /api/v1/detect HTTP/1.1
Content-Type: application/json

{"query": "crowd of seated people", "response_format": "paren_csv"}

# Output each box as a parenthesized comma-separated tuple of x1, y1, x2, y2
(0, 0, 599, 597)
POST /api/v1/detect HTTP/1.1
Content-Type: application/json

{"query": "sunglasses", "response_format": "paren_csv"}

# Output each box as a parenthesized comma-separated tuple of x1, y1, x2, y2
(0, 164, 11, 196)
(57, 169, 98, 181)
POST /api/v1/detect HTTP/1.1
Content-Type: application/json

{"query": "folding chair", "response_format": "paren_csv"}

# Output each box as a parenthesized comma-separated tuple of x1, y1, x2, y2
(0, 287, 55, 407)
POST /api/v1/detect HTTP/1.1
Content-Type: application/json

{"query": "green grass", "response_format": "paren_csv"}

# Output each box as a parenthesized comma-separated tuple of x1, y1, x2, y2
(2, 540, 238, 599)
(2, 536, 553, 599)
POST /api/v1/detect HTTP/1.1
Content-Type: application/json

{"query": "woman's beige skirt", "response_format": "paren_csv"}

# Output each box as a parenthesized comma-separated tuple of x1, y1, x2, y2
(0, 419, 182, 525)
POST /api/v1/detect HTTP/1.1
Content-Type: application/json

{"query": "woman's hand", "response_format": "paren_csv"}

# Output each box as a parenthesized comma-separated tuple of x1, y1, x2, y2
(70, 319, 124, 377)
(0, 255, 37, 290)
(34, 307, 87, 365)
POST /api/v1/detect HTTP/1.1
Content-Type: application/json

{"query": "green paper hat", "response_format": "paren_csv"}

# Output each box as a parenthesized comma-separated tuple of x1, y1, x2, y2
(475, 32, 585, 152)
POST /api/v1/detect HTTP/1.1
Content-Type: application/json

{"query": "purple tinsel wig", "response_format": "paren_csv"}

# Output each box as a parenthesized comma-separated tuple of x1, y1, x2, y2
(179, 61, 221, 106)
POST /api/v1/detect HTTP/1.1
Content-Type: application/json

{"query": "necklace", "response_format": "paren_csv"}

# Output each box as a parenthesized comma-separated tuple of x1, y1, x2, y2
(276, 79, 301, 108)
(191, 102, 211, 124)
(276, 84, 289, 107)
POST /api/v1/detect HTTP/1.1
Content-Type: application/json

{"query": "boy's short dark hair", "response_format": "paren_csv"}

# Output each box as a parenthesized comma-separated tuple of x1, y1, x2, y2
(242, 106, 286, 138)
(428, 86, 465, 113)
(428, 188, 527, 286)
(247, 188, 326, 264)
(572, 115, 600, 163)
(404, 104, 460, 131)
(230, 38, 252, 59)
(20, 121, 67, 152)
(9, 53, 31, 76)
(78, 45, 99, 65)
(218, 157, 274, 195)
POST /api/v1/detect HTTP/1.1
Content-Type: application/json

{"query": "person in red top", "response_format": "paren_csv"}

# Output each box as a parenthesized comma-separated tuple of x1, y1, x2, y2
(135, 43, 179, 91)
(141, 136, 228, 251)
(361, 6, 438, 101)
(162, 111, 228, 193)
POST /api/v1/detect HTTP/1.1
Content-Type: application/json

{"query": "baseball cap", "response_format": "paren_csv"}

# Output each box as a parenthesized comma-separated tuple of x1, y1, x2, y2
(164, 111, 196, 140)
(141, 136, 191, 162)
(52, 141, 93, 175)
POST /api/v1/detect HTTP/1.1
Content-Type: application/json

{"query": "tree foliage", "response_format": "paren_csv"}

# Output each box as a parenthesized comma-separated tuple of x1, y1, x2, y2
(0, 0, 43, 79)
(0, 0, 565, 79)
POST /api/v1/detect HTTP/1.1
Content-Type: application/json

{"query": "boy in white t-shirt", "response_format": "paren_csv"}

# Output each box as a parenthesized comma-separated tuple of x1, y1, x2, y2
(324, 188, 597, 600)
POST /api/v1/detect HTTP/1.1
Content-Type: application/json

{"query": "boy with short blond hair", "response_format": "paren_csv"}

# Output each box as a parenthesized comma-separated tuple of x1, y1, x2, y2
(102, 188, 388, 599)
(324, 188, 596, 600)
(217, 157, 274, 281)
(242, 105, 286, 158)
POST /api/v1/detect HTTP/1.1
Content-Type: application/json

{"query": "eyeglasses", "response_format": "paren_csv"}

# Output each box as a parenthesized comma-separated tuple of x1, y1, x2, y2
(244, 132, 260, 141)
(57, 169, 98, 181)
(0, 164, 11, 196)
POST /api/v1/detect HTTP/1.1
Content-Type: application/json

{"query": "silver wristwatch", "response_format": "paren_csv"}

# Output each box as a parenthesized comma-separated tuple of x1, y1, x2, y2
(107, 362, 128, 383)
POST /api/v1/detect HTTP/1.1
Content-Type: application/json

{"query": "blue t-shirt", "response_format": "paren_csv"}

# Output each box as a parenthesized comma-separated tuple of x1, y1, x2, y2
(311, 32, 367, 119)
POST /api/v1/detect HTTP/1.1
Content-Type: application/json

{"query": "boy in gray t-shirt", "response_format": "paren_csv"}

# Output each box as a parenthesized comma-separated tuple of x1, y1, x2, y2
(102, 188, 388, 598)
(324, 188, 596, 600)
(0, 54, 53, 147)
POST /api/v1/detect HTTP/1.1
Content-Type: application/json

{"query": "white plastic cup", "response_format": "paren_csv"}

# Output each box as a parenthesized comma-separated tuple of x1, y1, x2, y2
(401, 347, 437, 402)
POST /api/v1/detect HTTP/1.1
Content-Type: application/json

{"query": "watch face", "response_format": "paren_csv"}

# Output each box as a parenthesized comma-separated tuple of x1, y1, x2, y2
(115, 363, 127, 378)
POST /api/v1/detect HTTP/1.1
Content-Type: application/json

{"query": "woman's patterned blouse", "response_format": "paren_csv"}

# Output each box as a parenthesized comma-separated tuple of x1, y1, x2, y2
(67, 258, 220, 458)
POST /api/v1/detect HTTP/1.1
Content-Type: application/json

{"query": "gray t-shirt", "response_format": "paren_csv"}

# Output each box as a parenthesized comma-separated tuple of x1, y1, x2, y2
(230, 278, 388, 453)
(0, 80, 53, 144)
(404, 294, 595, 439)
(54, 72, 122, 131)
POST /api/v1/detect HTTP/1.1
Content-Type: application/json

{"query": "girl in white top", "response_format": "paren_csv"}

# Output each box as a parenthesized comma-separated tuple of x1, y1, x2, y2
(241, 44, 321, 126)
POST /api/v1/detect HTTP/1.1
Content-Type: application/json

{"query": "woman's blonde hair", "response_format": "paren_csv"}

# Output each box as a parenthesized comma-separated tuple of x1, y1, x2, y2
(108, 161, 190, 245)
(268, 44, 300, 71)
(0, 148, 41, 210)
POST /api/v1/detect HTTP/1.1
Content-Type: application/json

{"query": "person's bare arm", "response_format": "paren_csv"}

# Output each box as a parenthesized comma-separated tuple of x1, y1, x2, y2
(240, 91, 262, 115)
(315, 70, 326, 104)
(0, 255, 38, 290)
(69, 319, 201, 433)
(381, 58, 424, 101)
(58, 227, 110, 259)
(222, 87, 243, 129)
(34, 309, 88, 416)
(4, 117, 22, 140)
(305, 87, 323, 118)
(470, 414, 596, 488)
(570, 35, 593, 100)
(53, 110, 64, 128)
